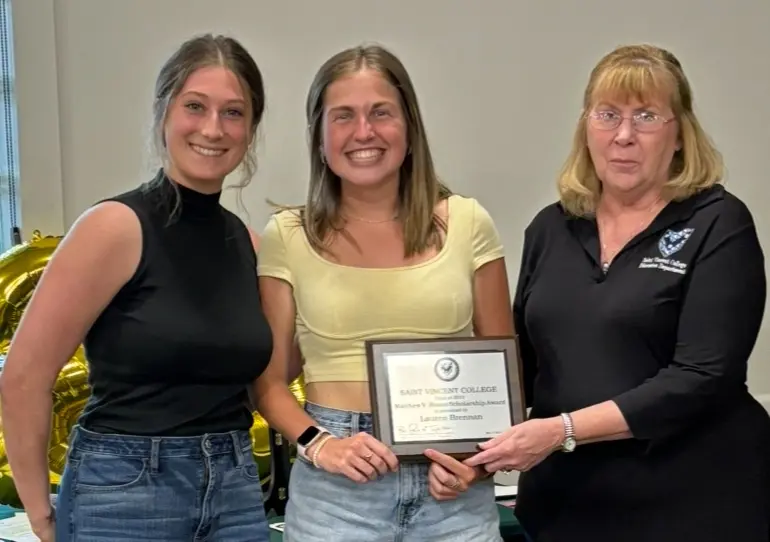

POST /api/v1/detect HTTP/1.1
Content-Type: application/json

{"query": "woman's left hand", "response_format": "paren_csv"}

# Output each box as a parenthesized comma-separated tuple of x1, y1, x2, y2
(424, 448, 483, 501)
(464, 417, 564, 474)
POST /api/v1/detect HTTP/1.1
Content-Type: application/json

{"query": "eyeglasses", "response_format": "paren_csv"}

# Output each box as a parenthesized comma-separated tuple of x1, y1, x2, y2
(587, 111, 676, 133)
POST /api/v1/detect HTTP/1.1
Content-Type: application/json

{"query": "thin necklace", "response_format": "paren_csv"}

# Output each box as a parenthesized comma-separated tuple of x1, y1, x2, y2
(342, 212, 399, 224)
(598, 198, 662, 273)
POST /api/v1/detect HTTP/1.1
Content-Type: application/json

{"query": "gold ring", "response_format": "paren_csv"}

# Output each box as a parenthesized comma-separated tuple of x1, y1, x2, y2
(364, 452, 373, 461)
(449, 477, 461, 490)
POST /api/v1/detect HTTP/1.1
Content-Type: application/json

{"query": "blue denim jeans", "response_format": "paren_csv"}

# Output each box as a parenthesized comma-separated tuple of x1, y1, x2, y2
(284, 402, 502, 542)
(55, 425, 269, 541)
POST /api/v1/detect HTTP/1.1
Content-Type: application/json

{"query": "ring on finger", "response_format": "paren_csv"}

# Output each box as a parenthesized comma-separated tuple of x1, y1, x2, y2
(447, 476, 462, 490)
(363, 452, 373, 461)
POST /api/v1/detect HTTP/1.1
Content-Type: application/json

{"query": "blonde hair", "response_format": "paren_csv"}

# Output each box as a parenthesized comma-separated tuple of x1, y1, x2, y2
(558, 44, 724, 216)
(290, 44, 452, 258)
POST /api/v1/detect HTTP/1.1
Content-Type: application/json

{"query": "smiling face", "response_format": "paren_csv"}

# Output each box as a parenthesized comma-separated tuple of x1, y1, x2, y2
(321, 69, 408, 189)
(163, 65, 252, 192)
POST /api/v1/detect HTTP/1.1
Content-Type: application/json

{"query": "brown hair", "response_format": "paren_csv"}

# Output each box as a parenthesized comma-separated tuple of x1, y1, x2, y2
(558, 44, 724, 216)
(148, 33, 265, 218)
(300, 43, 451, 258)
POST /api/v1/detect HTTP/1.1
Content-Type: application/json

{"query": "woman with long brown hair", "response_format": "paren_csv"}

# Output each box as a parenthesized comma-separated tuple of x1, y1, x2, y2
(253, 44, 513, 541)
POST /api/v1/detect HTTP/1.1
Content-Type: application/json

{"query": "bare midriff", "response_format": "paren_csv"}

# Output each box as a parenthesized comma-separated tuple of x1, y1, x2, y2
(306, 381, 373, 413)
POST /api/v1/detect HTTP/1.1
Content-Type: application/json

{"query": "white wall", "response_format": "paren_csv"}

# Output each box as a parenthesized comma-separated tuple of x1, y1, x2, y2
(11, 0, 770, 399)
(12, 0, 64, 237)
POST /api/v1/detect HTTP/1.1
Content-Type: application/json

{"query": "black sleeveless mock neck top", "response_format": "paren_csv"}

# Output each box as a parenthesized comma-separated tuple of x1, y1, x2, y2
(79, 170, 272, 436)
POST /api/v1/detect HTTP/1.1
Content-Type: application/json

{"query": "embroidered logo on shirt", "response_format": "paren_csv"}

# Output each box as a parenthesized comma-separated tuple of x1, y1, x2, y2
(658, 228, 694, 257)
(639, 228, 694, 275)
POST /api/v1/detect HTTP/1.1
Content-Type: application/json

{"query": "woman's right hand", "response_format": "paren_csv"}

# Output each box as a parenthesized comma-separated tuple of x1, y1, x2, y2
(30, 512, 55, 542)
(311, 432, 399, 483)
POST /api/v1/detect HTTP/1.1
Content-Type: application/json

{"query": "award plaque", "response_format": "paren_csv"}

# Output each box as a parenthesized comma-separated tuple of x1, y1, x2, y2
(365, 336, 526, 460)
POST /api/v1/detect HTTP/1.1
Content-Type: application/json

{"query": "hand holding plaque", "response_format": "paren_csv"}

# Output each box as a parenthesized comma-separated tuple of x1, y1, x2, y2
(365, 336, 526, 460)
(424, 448, 480, 500)
(310, 431, 398, 483)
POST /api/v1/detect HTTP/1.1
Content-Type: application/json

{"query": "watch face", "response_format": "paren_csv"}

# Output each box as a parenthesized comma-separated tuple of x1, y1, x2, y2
(297, 426, 322, 447)
(563, 438, 576, 452)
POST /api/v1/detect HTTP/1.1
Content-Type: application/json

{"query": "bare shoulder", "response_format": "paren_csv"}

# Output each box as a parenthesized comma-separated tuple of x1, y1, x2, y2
(0, 200, 142, 383)
(49, 200, 143, 292)
(44, 199, 143, 309)
(65, 200, 142, 254)
(76, 199, 141, 230)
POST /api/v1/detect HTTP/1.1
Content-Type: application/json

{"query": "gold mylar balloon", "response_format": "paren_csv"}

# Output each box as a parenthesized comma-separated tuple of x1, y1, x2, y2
(0, 409, 21, 508)
(0, 230, 65, 505)
(0, 230, 307, 505)
(0, 230, 62, 354)
(47, 348, 91, 482)
(0, 452, 21, 509)
(249, 375, 306, 487)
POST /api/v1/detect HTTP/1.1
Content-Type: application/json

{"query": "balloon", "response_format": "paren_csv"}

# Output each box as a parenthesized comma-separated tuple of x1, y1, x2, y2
(250, 375, 306, 487)
(0, 408, 20, 508)
(0, 230, 62, 354)
(0, 230, 64, 505)
(0, 231, 306, 505)
(47, 348, 90, 483)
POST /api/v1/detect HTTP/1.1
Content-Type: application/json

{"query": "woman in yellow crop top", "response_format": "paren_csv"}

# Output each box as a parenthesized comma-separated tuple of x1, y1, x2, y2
(252, 44, 513, 542)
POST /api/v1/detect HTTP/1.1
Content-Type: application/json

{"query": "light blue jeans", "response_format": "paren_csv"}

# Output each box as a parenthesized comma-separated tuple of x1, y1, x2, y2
(284, 402, 502, 542)
(55, 425, 269, 541)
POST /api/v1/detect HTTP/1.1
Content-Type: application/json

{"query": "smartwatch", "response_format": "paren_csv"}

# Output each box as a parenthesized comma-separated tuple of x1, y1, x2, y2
(296, 426, 330, 460)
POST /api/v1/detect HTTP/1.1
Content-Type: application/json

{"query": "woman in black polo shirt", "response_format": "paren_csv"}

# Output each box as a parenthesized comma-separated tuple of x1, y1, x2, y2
(466, 44, 770, 542)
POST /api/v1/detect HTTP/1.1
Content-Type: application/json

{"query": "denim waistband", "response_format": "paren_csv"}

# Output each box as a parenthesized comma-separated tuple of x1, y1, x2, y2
(69, 425, 252, 459)
(305, 401, 374, 436)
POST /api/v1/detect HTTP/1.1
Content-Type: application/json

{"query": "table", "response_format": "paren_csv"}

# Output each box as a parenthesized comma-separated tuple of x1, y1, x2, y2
(268, 504, 525, 541)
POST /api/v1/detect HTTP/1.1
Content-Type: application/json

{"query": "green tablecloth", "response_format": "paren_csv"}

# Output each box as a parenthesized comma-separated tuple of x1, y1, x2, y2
(268, 504, 523, 541)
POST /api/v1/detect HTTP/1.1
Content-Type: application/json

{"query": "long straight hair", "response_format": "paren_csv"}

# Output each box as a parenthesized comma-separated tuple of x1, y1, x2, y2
(299, 44, 452, 258)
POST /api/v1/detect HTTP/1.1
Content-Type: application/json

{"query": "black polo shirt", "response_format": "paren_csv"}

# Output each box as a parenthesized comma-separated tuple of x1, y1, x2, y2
(514, 184, 765, 440)
(512, 184, 770, 541)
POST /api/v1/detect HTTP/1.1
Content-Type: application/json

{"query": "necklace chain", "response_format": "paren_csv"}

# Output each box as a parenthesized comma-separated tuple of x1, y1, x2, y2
(598, 199, 662, 273)
(342, 212, 399, 224)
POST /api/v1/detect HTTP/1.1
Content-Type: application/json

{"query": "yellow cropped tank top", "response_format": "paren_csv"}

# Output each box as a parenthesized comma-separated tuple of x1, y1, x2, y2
(256, 194, 505, 384)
